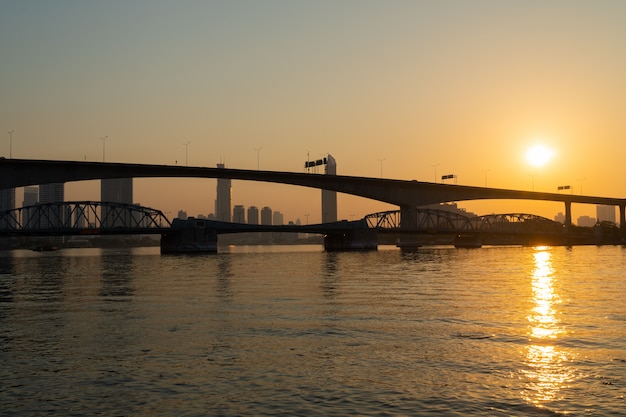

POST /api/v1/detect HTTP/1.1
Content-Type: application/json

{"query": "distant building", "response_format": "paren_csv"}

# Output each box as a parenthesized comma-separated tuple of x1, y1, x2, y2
(322, 154, 337, 223)
(0, 187, 16, 228)
(215, 163, 231, 222)
(554, 212, 566, 224)
(233, 205, 245, 223)
(273, 211, 284, 226)
(21, 186, 39, 228)
(247, 206, 259, 225)
(23, 186, 38, 206)
(177, 210, 188, 220)
(101, 178, 133, 228)
(596, 205, 616, 223)
(39, 183, 65, 232)
(261, 206, 272, 225)
(577, 215, 596, 227)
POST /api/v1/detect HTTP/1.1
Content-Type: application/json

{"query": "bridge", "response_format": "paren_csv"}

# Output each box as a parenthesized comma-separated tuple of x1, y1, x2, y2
(2, 159, 626, 237)
(1, 202, 618, 252)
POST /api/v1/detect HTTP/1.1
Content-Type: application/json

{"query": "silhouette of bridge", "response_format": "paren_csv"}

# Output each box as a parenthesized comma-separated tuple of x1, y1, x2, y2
(2, 159, 626, 236)
(1, 202, 616, 251)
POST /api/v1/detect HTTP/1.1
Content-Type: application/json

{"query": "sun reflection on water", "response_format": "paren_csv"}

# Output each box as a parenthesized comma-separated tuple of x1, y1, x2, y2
(521, 246, 576, 405)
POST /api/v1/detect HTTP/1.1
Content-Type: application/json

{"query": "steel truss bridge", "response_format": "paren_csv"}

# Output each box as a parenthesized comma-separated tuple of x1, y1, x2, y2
(0, 201, 171, 236)
(364, 209, 566, 235)
(0, 202, 589, 241)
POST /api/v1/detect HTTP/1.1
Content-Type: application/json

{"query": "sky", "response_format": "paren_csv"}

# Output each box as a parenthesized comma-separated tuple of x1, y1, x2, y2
(2, 0, 626, 223)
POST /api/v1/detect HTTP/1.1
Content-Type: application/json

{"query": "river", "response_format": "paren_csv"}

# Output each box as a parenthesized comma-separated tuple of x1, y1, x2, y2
(1, 244, 625, 416)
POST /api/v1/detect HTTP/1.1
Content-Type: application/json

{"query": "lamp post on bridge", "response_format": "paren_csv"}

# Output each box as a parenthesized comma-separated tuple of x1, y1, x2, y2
(99, 136, 108, 162)
(481, 168, 490, 187)
(254, 147, 262, 170)
(377, 158, 386, 178)
(8, 130, 14, 159)
(183, 141, 191, 166)
(431, 163, 440, 183)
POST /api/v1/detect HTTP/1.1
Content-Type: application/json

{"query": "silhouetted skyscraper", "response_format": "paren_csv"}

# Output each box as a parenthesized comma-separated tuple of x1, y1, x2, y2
(215, 163, 231, 222)
(101, 178, 133, 228)
(261, 206, 272, 225)
(0, 187, 16, 228)
(322, 154, 337, 223)
(233, 205, 245, 223)
(247, 206, 259, 225)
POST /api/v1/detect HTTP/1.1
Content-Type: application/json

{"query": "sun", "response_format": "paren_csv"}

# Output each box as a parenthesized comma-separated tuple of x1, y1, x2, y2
(526, 144, 555, 167)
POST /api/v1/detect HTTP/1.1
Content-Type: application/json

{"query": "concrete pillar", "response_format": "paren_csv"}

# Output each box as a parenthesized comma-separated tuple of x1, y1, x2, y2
(396, 205, 420, 249)
(619, 204, 626, 242)
(564, 201, 572, 229)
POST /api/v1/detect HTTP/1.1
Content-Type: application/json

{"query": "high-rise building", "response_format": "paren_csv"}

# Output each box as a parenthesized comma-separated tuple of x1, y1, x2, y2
(261, 206, 272, 225)
(22, 186, 39, 228)
(215, 163, 231, 222)
(596, 205, 616, 223)
(0, 187, 16, 228)
(101, 178, 133, 228)
(39, 183, 65, 230)
(101, 178, 133, 204)
(247, 206, 259, 225)
(23, 186, 39, 206)
(273, 211, 284, 226)
(322, 154, 337, 223)
(233, 205, 245, 223)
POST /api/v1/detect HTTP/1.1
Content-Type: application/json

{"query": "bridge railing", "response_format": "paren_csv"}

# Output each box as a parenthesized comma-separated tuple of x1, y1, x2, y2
(0, 201, 171, 234)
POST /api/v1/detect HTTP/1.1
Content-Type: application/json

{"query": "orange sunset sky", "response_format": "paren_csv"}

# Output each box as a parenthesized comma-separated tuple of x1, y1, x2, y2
(2, 1, 626, 223)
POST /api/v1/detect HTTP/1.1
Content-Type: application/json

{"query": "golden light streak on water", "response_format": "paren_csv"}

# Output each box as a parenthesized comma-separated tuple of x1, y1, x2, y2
(521, 246, 577, 405)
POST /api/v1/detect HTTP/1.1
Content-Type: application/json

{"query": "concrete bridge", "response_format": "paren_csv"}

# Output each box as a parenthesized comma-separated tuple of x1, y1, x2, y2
(2, 158, 626, 236)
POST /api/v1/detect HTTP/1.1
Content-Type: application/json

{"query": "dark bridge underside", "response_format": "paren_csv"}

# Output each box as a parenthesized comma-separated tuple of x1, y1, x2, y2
(2, 159, 625, 208)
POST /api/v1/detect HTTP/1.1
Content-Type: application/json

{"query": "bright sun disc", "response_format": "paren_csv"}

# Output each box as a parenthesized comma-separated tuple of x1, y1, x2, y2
(526, 145, 554, 167)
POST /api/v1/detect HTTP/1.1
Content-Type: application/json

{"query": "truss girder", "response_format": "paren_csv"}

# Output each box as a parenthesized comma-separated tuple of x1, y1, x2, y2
(0, 201, 171, 234)
(364, 209, 563, 235)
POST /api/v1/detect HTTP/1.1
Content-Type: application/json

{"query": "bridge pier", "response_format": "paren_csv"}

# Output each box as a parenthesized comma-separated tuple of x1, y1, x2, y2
(161, 218, 218, 254)
(324, 228, 378, 251)
(395, 205, 421, 250)
(619, 204, 626, 243)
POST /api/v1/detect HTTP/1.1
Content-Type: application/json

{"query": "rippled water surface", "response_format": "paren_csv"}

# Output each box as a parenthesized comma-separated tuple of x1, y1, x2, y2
(1, 245, 625, 416)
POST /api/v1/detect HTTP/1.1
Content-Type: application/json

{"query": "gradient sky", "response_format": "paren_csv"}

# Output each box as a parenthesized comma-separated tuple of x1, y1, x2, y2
(2, 1, 626, 223)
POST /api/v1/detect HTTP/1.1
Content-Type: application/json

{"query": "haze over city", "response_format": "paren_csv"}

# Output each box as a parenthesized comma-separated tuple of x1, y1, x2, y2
(2, 1, 626, 223)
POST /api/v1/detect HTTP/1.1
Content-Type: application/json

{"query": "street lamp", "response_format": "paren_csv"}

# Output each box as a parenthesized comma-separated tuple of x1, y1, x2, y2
(481, 168, 490, 187)
(99, 136, 108, 162)
(577, 178, 586, 196)
(431, 163, 440, 183)
(529, 172, 537, 191)
(183, 141, 191, 166)
(377, 158, 386, 178)
(8, 130, 14, 159)
(254, 147, 262, 170)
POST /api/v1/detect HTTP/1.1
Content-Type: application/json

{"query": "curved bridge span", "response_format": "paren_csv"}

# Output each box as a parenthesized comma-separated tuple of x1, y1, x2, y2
(2, 159, 625, 211)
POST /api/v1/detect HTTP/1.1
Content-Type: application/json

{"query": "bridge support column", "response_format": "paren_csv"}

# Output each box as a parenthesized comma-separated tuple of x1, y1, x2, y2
(396, 205, 421, 250)
(564, 201, 572, 231)
(324, 228, 377, 251)
(161, 218, 218, 254)
(619, 205, 626, 243)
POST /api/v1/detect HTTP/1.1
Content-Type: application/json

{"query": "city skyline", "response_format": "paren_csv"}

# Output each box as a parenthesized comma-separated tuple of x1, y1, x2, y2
(2, 1, 626, 222)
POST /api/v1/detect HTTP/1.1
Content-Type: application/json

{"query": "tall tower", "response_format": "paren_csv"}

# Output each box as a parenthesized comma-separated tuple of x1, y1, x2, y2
(39, 183, 65, 230)
(0, 187, 16, 228)
(233, 205, 245, 223)
(215, 163, 231, 221)
(101, 178, 133, 228)
(261, 206, 272, 225)
(322, 154, 337, 223)
(247, 206, 259, 225)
